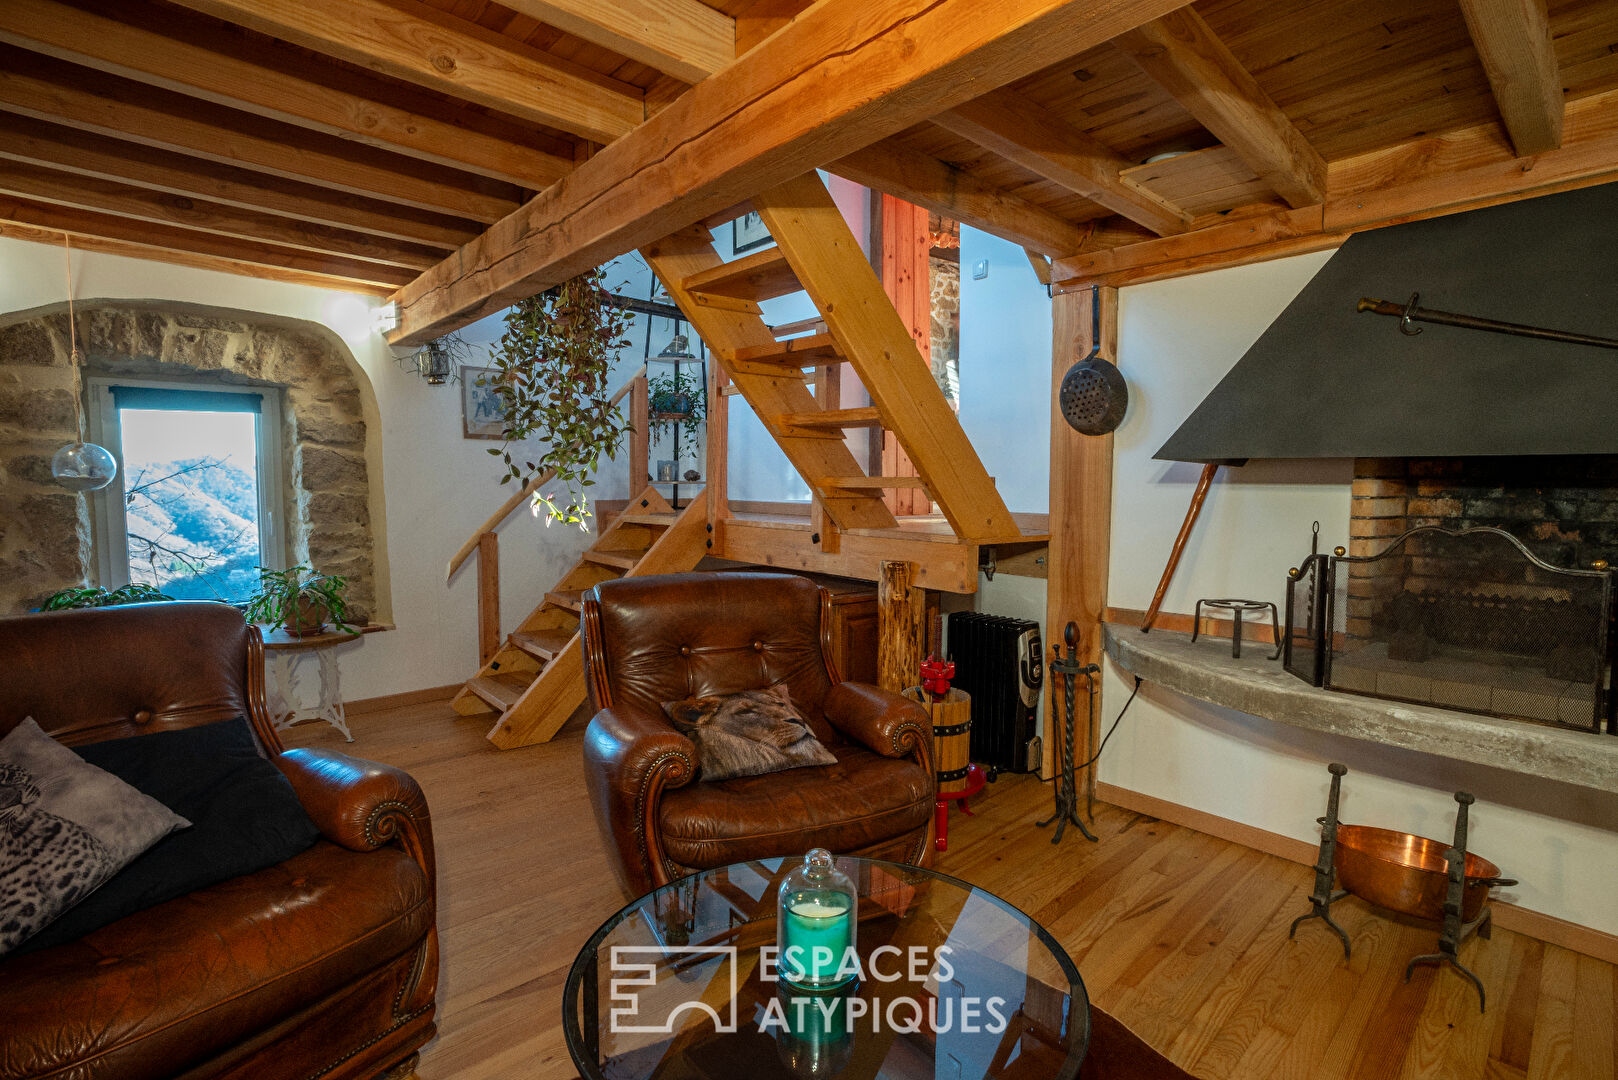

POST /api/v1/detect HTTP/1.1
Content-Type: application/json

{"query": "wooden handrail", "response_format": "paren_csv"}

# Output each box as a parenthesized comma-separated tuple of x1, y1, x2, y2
(445, 364, 647, 582)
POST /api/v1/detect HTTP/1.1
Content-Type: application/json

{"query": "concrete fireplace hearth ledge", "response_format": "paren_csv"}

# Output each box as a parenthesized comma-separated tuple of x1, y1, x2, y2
(1103, 624, 1618, 794)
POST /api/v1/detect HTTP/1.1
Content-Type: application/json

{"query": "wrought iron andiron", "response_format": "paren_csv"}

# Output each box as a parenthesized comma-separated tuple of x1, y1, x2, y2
(1038, 622, 1099, 844)
(1404, 791, 1510, 1012)
(1289, 762, 1352, 958)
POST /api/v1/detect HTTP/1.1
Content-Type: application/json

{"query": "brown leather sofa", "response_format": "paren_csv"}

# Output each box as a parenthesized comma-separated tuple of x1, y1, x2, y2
(580, 571, 935, 898)
(0, 602, 436, 1080)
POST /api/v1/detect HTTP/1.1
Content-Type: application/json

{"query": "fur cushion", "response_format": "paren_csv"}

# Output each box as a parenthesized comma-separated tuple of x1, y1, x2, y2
(0, 718, 189, 957)
(662, 684, 838, 782)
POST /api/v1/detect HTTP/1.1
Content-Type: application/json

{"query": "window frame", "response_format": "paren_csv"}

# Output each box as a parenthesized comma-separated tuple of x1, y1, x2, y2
(86, 376, 287, 596)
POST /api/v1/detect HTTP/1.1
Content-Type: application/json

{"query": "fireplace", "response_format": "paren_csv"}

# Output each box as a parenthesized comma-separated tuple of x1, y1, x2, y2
(1283, 457, 1618, 734)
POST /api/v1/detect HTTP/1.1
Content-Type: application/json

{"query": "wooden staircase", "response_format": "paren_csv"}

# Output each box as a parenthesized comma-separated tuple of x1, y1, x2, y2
(641, 171, 1017, 545)
(453, 486, 707, 749)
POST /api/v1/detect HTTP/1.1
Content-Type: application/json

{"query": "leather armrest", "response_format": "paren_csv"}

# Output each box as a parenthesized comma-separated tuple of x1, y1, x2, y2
(583, 705, 696, 897)
(274, 748, 435, 885)
(822, 682, 932, 765)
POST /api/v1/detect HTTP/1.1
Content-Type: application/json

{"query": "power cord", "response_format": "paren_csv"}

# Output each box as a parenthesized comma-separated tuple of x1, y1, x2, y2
(1036, 674, 1144, 783)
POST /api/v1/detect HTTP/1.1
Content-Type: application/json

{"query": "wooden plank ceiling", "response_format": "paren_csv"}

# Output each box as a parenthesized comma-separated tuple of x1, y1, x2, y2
(0, 0, 1613, 308)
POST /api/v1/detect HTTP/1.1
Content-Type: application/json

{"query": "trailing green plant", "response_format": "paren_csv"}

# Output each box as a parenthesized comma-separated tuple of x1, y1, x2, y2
(242, 566, 354, 635)
(646, 368, 706, 463)
(39, 583, 174, 611)
(483, 268, 633, 526)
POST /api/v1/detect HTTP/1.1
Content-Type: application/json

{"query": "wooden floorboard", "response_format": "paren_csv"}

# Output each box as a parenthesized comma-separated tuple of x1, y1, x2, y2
(282, 701, 1616, 1080)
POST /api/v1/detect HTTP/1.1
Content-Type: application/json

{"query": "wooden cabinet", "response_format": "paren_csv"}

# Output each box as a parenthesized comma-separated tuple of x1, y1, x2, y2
(822, 580, 879, 684)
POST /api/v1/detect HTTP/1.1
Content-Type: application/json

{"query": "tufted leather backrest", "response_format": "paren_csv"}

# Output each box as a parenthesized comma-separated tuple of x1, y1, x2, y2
(0, 601, 278, 749)
(581, 571, 840, 742)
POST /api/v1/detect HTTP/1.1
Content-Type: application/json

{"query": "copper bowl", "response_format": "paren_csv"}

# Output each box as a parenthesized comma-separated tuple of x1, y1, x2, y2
(1333, 825, 1513, 924)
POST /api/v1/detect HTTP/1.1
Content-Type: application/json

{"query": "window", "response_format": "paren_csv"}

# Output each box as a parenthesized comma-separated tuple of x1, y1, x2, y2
(87, 379, 285, 603)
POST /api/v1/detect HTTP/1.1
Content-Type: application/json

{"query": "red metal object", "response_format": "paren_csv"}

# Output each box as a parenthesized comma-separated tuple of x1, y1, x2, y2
(934, 763, 987, 852)
(919, 654, 955, 702)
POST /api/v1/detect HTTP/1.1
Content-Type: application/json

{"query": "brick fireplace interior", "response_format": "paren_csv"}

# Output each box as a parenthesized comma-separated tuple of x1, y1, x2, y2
(1332, 456, 1618, 731)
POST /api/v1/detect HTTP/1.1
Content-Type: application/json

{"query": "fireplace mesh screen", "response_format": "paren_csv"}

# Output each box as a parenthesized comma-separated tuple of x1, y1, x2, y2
(1321, 527, 1613, 732)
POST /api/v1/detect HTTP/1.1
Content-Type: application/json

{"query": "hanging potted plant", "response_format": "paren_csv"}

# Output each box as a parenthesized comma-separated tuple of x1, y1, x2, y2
(243, 566, 355, 637)
(646, 366, 706, 464)
(483, 268, 633, 526)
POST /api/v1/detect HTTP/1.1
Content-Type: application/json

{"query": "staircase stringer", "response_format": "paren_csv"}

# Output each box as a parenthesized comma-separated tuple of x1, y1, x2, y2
(640, 227, 898, 532)
(752, 173, 1019, 542)
(484, 490, 709, 749)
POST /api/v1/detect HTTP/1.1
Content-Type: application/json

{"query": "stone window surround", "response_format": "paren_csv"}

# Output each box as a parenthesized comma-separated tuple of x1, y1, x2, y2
(0, 300, 391, 622)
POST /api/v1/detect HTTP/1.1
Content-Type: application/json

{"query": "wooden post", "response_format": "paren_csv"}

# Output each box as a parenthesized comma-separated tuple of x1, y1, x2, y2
(706, 356, 728, 526)
(1045, 286, 1115, 784)
(812, 360, 842, 553)
(477, 531, 500, 665)
(629, 373, 650, 490)
(877, 559, 925, 695)
(875, 194, 930, 516)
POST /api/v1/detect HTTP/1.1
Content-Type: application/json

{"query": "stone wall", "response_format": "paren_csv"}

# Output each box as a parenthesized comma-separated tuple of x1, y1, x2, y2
(0, 302, 379, 619)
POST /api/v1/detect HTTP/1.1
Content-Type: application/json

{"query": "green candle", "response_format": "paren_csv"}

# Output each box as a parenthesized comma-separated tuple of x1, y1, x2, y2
(781, 890, 852, 986)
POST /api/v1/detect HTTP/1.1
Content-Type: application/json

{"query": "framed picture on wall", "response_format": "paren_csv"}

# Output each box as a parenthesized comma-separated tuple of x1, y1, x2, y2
(461, 367, 505, 440)
(733, 211, 771, 255)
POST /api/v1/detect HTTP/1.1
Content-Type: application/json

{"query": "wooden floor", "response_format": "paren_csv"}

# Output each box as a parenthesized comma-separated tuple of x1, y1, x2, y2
(285, 702, 1617, 1080)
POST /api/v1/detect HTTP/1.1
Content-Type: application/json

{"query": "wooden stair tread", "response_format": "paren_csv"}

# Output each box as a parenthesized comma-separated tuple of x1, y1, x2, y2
(731, 332, 839, 366)
(817, 475, 931, 490)
(466, 671, 533, 711)
(545, 589, 585, 611)
(775, 406, 883, 430)
(615, 512, 679, 525)
(509, 628, 574, 661)
(583, 549, 642, 569)
(769, 317, 825, 338)
(681, 246, 799, 302)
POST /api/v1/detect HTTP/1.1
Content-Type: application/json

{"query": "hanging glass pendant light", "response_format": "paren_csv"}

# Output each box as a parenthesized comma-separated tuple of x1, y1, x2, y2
(51, 235, 117, 492)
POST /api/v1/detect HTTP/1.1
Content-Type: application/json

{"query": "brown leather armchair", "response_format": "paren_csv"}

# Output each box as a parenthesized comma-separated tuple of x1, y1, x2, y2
(580, 571, 935, 898)
(0, 602, 436, 1080)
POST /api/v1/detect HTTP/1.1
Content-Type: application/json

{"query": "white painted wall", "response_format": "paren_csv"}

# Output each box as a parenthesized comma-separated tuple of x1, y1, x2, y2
(1102, 250, 1618, 933)
(958, 226, 1052, 514)
(0, 236, 628, 703)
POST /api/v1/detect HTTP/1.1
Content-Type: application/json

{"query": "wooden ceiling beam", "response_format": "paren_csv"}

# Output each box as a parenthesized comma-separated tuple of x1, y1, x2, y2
(830, 140, 1097, 257)
(0, 0, 573, 190)
(0, 47, 521, 223)
(0, 113, 478, 250)
(1112, 7, 1326, 209)
(499, 0, 735, 83)
(165, 0, 644, 145)
(1050, 87, 1618, 291)
(1457, 0, 1564, 157)
(0, 194, 417, 288)
(934, 90, 1191, 236)
(0, 157, 441, 270)
(388, 0, 1190, 346)
(0, 220, 395, 296)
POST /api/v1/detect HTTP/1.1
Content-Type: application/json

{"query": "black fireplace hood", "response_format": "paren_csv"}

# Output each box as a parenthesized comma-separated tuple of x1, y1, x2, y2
(1155, 182, 1618, 464)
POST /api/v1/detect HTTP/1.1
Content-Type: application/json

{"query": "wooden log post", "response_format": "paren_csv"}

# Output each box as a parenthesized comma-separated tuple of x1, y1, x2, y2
(877, 559, 925, 695)
(629, 373, 650, 490)
(706, 354, 729, 526)
(477, 532, 500, 665)
(1045, 286, 1116, 783)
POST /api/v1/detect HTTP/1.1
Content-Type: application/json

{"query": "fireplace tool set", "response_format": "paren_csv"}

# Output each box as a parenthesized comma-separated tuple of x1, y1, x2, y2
(1038, 621, 1099, 844)
(1290, 762, 1517, 1010)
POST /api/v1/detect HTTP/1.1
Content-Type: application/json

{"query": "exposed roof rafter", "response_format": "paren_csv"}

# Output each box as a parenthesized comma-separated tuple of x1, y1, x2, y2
(500, 0, 735, 83)
(1112, 7, 1326, 209)
(165, 0, 645, 145)
(1457, 0, 1564, 157)
(934, 90, 1191, 236)
(0, 0, 574, 189)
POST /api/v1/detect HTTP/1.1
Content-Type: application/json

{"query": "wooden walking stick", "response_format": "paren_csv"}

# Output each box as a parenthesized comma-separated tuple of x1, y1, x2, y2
(1141, 463, 1218, 632)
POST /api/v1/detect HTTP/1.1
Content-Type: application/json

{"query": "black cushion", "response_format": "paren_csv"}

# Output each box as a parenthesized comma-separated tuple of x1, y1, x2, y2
(20, 717, 320, 953)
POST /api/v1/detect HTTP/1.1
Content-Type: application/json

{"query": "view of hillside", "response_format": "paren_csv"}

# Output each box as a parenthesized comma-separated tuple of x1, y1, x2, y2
(124, 456, 261, 601)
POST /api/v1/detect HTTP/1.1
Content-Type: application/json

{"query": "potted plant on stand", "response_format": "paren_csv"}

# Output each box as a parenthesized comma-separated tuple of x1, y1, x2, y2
(244, 566, 355, 637)
(647, 366, 706, 469)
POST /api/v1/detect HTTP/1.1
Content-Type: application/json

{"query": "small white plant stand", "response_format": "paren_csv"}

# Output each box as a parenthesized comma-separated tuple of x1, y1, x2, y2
(260, 626, 357, 742)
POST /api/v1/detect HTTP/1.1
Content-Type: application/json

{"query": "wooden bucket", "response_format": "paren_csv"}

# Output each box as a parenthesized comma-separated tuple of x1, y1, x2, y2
(903, 687, 971, 794)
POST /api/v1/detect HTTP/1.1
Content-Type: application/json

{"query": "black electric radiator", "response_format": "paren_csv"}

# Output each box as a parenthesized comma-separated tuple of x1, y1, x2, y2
(947, 612, 1043, 775)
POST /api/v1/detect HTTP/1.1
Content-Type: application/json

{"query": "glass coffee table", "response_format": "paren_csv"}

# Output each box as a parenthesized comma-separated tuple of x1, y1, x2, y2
(563, 857, 1089, 1079)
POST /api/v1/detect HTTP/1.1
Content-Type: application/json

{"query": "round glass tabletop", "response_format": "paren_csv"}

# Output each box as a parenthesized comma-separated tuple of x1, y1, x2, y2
(563, 856, 1089, 1080)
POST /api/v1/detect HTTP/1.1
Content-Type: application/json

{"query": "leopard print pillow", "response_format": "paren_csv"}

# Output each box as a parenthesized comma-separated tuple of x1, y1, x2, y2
(1, 718, 189, 956)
